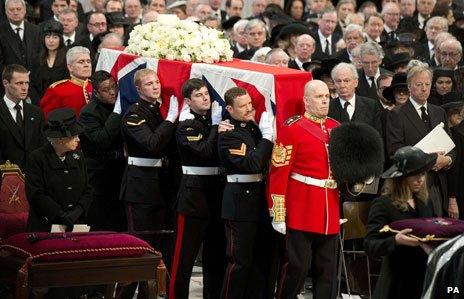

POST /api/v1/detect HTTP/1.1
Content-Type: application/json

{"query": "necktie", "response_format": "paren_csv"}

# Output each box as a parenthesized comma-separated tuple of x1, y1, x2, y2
(15, 27, 21, 41)
(369, 77, 377, 94)
(430, 47, 435, 61)
(341, 101, 350, 122)
(66, 39, 72, 47)
(420, 106, 431, 130)
(14, 103, 23, 128)
(324, 38, 330, 56)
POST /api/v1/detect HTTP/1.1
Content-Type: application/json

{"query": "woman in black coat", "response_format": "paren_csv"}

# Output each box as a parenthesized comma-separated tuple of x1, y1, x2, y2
(26, 108, 93, 232)
(364, 146, 436, 299)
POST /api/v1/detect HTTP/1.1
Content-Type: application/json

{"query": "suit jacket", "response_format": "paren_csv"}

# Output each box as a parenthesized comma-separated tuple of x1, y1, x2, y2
(415, 40, 432, 63)
(328, 95, 383, 134)
(335, 48, 351, 63)
(386, 99, 455, 209)
(0, 21, 41, 73)
(287, 59, 303, 70)
(310, 30, 341, 59)
(356, 68, 388, 101)
(0, 99, 47, 171)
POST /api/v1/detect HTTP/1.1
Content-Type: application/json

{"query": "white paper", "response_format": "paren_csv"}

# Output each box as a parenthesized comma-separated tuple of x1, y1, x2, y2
(50, 224, 67, 232)
(414, 122, 455, 154)
(72, 224, 91, 232)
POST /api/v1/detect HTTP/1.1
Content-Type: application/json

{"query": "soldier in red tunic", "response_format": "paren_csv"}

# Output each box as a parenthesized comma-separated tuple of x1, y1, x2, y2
(40, 46, 92, 120)
(268, 80, 340, 299)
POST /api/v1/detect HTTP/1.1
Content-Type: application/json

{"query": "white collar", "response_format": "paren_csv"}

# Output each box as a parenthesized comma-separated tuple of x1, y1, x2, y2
(384, 24, 395, 33)
(9, 21, 24, 31)
(365, 69, 381, 82)
(3, 95, 22, 110)
(295, 57, 309, 69)
(428, 40, 434, 51)
(339, 94, 356, 107)
(318, 29, 331, 42)
(410, 97, 427, 111)
(63, 31, 76, 42)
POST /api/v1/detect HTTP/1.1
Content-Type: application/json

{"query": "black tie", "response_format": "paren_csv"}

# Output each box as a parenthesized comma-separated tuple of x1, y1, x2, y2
(420, 106, 431, 130)
(341, 101, 350, 122)
(15, 27, 21, 41)
(14, 103, 23, 128)
(324, 38, 330, 56)
(66, 39, 72, 48)
(369, 77, 377, 92)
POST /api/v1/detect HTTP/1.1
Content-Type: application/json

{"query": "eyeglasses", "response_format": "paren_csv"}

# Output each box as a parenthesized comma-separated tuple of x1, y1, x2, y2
(441, 51, 460, 58)
(89, 22, 107, 27)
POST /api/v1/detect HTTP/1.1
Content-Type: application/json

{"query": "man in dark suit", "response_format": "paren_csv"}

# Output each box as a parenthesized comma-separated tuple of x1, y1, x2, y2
(209, 0, 226, 21)
(335, 23, 364, 64)
(414, 16, 448, 64)
(311, 8, 341, 59)
(380, 3, 400, 43)
(288, 34, 315, 71)
(59, 8, 84, 49)
(329, 62, 382, 133)
(386, 65, 455, 217)
(0, 64, 46, 171)
(76, 12, 107, 60)
(356, 41, 389, 102)
(0, 0, 40, 77)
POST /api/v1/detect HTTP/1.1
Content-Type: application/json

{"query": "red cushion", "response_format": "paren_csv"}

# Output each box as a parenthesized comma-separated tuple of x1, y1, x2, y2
(0, 212, 28, 241)
(1, 232, 155, 262)
(390, 217, 464, 239)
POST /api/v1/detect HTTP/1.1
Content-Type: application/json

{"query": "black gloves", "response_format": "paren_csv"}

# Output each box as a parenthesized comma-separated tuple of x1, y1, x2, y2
(58, 205, 84, 226)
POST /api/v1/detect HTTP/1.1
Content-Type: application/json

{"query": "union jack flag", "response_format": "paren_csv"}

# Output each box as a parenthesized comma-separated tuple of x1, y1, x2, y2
(95, 48, 311, 128)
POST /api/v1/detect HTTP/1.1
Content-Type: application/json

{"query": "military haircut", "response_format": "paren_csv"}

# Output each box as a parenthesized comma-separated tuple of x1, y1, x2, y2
(2, 64, 28, 82)
(133, 68, 156, 87)
(181, 78, 207, 99)
(224, 87, 247, 106)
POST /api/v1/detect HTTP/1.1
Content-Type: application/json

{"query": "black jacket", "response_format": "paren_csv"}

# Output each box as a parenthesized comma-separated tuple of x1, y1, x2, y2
(120, 99, 176, 204)
(176, 110, 224, 218)
(328, 95, 383, 134)
(364, 195, 433, 299)
(0, 99, 47, 171)
(356, 68, 389, 102)
(218, 118, 273, 221)
(26, 143, 93, 232)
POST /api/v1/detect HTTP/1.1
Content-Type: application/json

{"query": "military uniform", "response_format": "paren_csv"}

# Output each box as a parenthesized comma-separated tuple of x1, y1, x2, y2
(26, 143, 93, 232)
(169, 110, 226, 299)
(268, 114, 340, 299)
(40, 77, 92, 120)
(120, 99, 176, 245)
(218, 117, 277, 299)
(79, 99, 126, 231)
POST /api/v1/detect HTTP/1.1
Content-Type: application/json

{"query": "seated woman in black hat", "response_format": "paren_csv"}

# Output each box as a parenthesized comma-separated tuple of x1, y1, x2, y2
(26, 108, 93, 232)
(382, 72, 409, 107)
(364, 146, 436, 299)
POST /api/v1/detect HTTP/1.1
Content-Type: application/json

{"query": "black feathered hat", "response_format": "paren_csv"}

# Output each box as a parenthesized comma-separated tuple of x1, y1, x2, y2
(382, 146, 437, 179)
(328, 122, 384, 185)
(45, 108, 83, 138)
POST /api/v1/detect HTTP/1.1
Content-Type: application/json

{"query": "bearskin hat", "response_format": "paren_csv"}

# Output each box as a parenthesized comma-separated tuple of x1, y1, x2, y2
(329, 122, 384, 185)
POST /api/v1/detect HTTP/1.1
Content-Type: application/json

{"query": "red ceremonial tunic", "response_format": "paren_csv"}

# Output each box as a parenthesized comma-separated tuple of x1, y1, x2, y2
(268, 114, 340, 235)
(40, 77, 93, 120)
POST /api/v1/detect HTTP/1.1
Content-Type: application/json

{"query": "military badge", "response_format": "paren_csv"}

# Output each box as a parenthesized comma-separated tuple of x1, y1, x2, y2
(186, 133, 203, 141)
(272, 143, 292, 167)
(229, 143, 247, 156)
(73, 153, 80, 160)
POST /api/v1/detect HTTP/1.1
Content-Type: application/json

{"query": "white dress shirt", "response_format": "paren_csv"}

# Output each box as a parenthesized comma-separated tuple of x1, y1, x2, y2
(339, 94, 356, 120)
(318, 30, 332, 55)
(10, 21, 24, 40)
(410, 97, 428, 118)
(3, 95, 23, 121)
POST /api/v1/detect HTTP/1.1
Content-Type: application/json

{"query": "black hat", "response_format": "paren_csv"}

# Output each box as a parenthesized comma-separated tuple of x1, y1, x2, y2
(329, 122, 384, 185)
(276, 22, 310, 41)
(106, 12, 129, 27)
(45, 108, 83, 138)
(269, 23, 289, 47)
(42, 20, 63, 35)
(382, 72, 408, 103)
(433, 67, 455, 80)
(384, 32, 416, 50)
(385, 52, 411, 72)
(382, 146, 437, 179)
(440, 91, 464, 110)
(309, 57, 341, 78)
(221, 16, 241, 31)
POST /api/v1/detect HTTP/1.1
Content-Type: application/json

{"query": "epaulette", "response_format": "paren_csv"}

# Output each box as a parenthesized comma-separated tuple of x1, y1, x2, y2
(284, 115, 302, 126)
(49, 79, 69, 88)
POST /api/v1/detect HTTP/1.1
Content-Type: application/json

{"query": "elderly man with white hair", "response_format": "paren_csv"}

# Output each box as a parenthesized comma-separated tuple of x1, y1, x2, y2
(336, 24, 364, 63)
(288, 34, 315, 70)
(381, 2, 400, 41)
(436, 39, 464, 92)
(356, 41, 388, 101)
(40, 46, 93, 119)
(0, 0, 41, 75)
(235, 18, 267, 60)
(230, 19, 248, 55)
(415, 16, 448, 64)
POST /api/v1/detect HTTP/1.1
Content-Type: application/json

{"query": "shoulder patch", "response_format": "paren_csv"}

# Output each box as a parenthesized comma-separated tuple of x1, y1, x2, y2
(284, 115, 302, 126)
(49, 79, 69, 88)
(126, 119, 146, 126)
